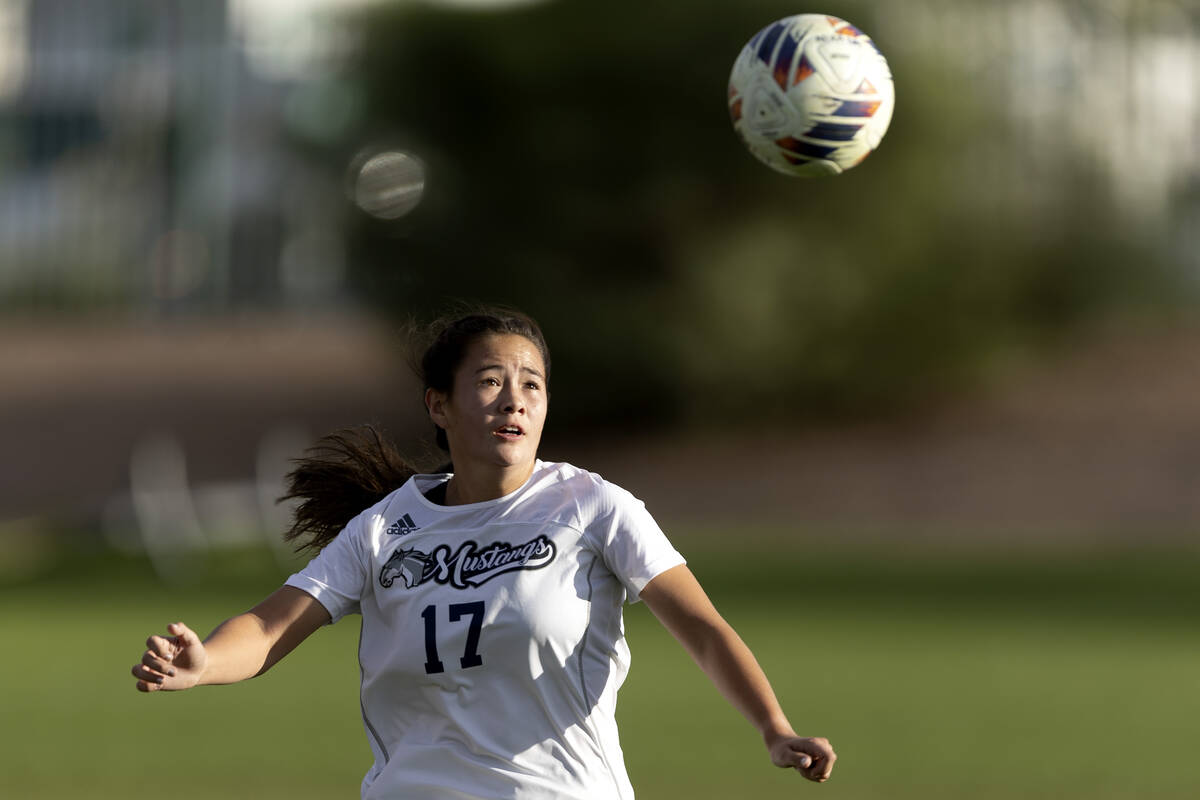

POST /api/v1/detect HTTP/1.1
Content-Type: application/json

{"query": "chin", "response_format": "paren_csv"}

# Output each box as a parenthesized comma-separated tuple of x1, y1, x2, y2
(499, 450, 536, 467)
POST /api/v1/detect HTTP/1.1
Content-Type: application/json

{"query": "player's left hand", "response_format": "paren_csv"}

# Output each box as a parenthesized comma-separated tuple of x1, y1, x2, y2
(132, 621, 207, 692)
(768, 735, 837, 783)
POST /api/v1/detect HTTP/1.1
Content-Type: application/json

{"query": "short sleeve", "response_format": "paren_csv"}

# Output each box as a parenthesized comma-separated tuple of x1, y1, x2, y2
(595, 484, 686, 603)
(284, 511, 371, 623)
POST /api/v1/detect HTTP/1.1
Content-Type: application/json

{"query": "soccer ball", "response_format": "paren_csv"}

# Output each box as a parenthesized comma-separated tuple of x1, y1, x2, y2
(728, 14, 895, 177)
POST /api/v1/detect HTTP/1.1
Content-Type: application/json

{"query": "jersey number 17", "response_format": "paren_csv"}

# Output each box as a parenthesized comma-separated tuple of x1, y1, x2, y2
(421, 601, 485, 674)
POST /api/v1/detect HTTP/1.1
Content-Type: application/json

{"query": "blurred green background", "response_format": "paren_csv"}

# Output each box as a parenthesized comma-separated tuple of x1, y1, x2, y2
(1, 0, 1198, 797)
(3, 542, 1198, 799)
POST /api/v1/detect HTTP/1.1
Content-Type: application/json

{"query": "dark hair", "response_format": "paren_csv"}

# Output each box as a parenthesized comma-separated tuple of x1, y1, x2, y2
(280, 425, 415, 554)
(281, 307, 550, 553)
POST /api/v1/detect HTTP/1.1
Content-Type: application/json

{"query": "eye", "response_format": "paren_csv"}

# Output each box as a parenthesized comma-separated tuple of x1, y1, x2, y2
(524, 381, 541, 391)
(480, 376, 500, 387)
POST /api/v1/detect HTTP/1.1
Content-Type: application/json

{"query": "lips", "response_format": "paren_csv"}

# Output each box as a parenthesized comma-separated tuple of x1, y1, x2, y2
(493, 424, 524, 438)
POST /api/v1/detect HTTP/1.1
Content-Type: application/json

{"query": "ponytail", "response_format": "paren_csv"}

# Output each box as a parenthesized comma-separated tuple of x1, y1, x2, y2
(281, 425, 418, 553)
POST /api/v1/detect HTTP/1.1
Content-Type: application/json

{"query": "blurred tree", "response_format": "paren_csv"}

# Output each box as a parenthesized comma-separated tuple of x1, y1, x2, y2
(315, 0, 1186, 433)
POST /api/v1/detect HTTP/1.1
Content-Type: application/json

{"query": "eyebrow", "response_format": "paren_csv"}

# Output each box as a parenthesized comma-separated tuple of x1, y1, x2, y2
(474, 364, 545, 380)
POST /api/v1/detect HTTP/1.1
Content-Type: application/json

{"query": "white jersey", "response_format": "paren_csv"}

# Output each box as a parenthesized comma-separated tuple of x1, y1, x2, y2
(285, 460, 685, 800)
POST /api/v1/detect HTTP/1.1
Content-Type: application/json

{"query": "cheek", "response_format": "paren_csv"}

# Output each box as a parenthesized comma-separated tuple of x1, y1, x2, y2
(442, 398, 480, 430)
(456, 387, 494, 412)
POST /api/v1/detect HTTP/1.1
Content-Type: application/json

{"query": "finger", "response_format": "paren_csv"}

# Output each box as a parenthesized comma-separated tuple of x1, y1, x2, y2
(146, 634, 176, 660)
(131, 663, 167, 690)
(166, 621, 201, 649)
(784, 741, 818, 771)
(134, 658, 174, 679)
(806, 750, 837, 782)
(140, 650, 178, 677)
(786, 739, 835, 781)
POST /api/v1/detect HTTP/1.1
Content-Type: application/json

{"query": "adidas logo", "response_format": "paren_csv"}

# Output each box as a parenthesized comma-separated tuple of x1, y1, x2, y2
(386, 514, 420, 537)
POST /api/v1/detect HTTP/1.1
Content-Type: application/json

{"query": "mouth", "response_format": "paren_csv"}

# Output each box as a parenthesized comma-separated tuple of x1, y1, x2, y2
(493, 425, 525, 440)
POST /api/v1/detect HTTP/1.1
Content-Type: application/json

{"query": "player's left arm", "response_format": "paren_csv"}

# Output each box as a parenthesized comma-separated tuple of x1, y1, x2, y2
(640, 564, 836, 783)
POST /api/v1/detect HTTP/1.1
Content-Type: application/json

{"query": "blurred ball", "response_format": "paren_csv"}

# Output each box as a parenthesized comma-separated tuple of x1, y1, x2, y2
(728, 14, 895, 177)
(352, 151, 426, 219)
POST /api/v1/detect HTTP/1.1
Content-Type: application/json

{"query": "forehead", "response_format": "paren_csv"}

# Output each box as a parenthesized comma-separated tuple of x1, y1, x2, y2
(461, 333, 545, 373)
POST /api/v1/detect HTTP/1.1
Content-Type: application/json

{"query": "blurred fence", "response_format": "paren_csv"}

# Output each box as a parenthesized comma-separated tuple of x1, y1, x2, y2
(0, 0, 352, 312)
(884, 0, 1200, 235)
(0, 0, 1195, 313)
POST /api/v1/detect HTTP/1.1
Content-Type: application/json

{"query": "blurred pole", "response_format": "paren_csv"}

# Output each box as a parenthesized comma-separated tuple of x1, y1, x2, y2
(154, 0, 179, 315)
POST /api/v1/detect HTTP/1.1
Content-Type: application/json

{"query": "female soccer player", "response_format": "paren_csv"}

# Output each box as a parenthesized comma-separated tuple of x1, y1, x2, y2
(131, 308, 836, 798)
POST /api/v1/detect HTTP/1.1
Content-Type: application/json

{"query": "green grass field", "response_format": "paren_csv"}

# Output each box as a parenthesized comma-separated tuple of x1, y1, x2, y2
(1, 534, 1197, 799)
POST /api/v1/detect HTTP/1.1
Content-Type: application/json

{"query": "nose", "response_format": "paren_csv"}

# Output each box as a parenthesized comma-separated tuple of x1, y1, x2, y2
(498, 382, 526, 415)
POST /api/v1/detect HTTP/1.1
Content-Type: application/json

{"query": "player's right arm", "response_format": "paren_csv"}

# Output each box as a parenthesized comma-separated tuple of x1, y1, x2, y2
(131, 585, 330, 692)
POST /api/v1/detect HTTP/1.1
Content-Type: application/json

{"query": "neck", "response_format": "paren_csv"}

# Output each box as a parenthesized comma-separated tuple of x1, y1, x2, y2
(445, 462, 535, 505)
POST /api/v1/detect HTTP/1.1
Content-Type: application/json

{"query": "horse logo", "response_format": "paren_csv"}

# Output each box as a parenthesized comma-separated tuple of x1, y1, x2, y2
(379, 547, 431, 589)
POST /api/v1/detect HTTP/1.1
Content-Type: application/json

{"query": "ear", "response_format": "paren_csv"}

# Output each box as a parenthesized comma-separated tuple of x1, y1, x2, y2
(425, 387, 449, 428)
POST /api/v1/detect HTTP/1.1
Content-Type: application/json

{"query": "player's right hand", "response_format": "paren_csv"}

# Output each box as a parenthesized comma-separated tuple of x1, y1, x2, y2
(132, 622, 207, 692)
(768, 734, 837, 783)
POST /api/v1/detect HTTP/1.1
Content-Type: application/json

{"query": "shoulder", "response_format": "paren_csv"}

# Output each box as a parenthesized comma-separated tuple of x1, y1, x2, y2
(529, 460, 630, 498)
(524, 461, 646, 523)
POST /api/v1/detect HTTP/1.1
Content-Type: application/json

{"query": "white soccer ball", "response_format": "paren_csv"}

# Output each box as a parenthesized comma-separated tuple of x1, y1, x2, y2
(728, 14, 895, 177)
